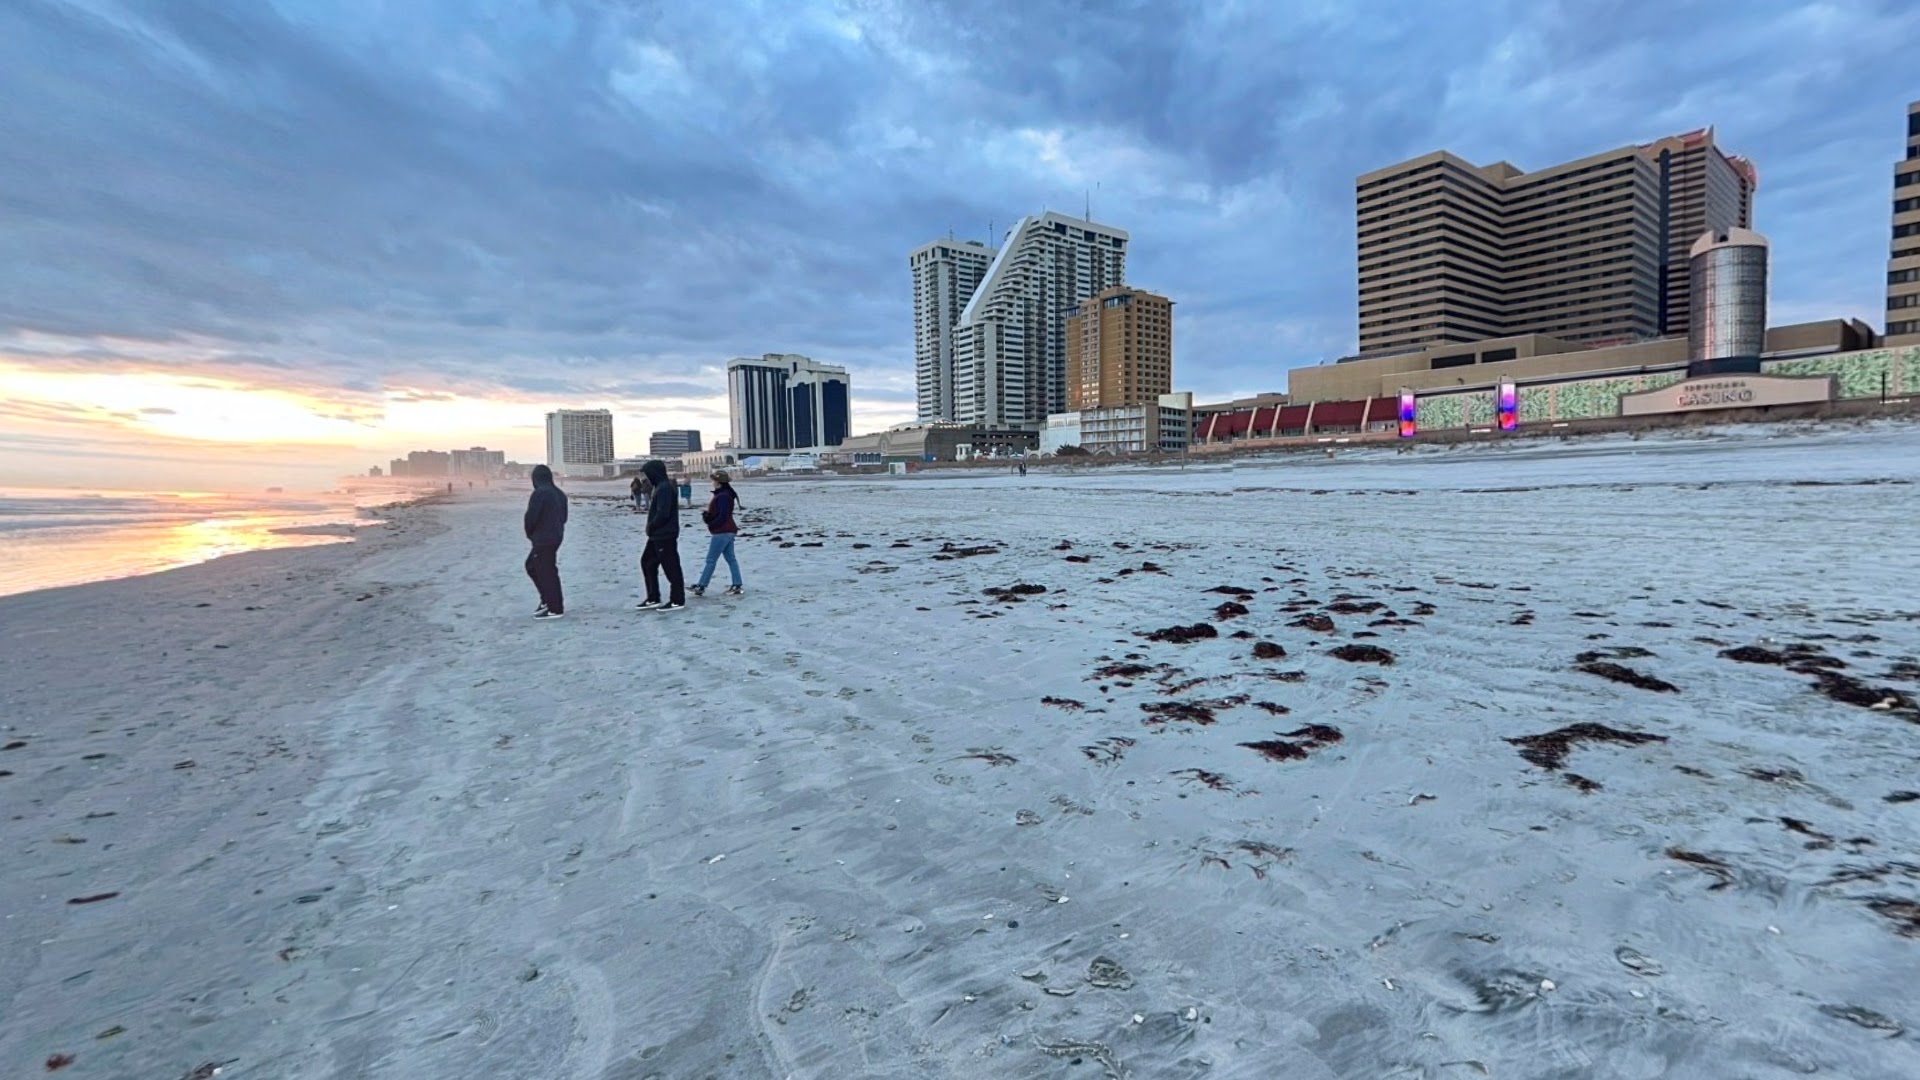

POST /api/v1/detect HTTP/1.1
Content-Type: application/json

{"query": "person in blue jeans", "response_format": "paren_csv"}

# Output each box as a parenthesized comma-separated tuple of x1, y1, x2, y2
(689, 470, 743, 597)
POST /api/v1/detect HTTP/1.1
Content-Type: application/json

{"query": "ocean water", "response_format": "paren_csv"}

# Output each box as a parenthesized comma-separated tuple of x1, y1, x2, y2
(0, 487, 394, 598)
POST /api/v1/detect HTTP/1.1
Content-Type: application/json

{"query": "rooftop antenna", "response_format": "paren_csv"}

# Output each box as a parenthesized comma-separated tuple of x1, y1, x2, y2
(1085, 188, 1091, 221)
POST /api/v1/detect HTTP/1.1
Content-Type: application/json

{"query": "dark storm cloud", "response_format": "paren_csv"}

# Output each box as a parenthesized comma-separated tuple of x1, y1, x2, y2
(1, 0, 1915, 410)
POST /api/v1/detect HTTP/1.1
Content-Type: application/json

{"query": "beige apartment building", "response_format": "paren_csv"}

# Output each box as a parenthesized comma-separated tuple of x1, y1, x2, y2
(1065, 285, 1174, 410)
(1357, 128, 1756, 357)
(1889, 101, 1920, 347)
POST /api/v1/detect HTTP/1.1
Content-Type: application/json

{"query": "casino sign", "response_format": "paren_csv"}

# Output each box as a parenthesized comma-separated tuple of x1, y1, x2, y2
(1618, 373, 1835, 416)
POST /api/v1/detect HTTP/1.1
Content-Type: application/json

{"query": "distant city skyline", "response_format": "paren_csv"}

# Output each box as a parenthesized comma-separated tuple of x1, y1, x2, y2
(2, 2, 1916, 488)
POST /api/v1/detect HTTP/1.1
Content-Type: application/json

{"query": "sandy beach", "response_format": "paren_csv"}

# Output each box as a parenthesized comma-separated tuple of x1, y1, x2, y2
(4, 424, 1920, 1079)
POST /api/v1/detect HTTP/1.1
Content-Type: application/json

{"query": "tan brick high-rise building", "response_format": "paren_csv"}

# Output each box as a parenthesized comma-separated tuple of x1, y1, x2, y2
(1066, 286, 1173, 410)
(1888, 101, 1920, 347)
(1356, 128, 1756, 357)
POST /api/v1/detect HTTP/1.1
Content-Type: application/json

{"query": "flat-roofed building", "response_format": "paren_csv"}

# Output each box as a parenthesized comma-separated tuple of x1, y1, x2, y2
(1066, 286, 1174, 410)
(544, 409, 615, 478)
(648, 429, 702, 456)
(1357, 128, 1756, 356)
(1078, 392, 1192, 455)
(1889, 101, 1920, 346)
(911, 238, 996, 421)
(831, 424, 1037, 464)
(1291, 318, 1874, 403)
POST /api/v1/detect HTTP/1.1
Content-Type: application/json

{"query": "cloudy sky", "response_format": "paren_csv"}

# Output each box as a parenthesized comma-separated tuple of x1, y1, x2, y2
(2, 0, 1915, 489)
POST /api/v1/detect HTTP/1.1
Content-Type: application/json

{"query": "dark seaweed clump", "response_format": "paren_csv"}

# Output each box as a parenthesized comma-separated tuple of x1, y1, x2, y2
(1144, 623, 1218, 644)
(1811, 671, 1916, 714)
(1576, 661, 1678, 693)
(1329, 644, 1395, 665)
(1240, 724, 1343, 762)
(1506, 723, 1668, 771)
(1141, 695, 1248, 726)
(933, 543, 999, 560)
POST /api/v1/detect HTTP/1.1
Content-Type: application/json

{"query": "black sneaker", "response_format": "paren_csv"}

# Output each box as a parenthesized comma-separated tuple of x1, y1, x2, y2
(636, 599, 661, 610)
(533, 604, 548, 617)
(724, 585, 743, 596)
(660, 601, 686, 612)
(533, 609, 564, 620)
(689, 585, 706, 597)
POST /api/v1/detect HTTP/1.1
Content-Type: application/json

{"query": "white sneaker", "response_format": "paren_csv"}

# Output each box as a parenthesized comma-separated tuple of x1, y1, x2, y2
(660, 601, 686, 612)
(636, 599, 661, 610)
(533, 609, 564, 620)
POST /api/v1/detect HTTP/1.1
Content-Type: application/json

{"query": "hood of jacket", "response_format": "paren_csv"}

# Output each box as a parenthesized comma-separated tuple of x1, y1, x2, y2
(641, 460, 670, 487)
(531, 464, 555, 488)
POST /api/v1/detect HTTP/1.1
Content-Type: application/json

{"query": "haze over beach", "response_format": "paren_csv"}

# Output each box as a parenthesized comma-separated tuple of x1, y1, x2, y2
(5, 2, 1920, 1079)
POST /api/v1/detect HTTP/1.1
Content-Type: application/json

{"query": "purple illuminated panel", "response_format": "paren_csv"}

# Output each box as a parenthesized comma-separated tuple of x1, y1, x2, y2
(1398, 392, 1416, 438)
(1497, 381, 1517, 431)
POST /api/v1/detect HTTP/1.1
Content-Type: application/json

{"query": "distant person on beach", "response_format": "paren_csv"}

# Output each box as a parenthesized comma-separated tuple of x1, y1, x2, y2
(636, 460, 686, 612)
(524, 464, 568, 620)
(690, 470, 743, 597)
(629, 474, 645, 511)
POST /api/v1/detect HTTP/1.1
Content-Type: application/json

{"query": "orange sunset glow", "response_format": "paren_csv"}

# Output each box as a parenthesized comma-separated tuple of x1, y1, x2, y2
(0, 354, 749, 491)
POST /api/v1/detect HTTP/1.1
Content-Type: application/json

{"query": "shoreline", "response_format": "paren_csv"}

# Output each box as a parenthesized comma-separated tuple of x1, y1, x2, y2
(0, 489, 449, 602)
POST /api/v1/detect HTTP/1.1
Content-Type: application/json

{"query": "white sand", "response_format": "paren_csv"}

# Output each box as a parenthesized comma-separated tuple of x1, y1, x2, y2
(3, 424, 1920, 1078)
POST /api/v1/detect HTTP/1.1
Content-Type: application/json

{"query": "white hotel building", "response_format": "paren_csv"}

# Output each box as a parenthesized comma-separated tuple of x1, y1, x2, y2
(544, 408, 615, 478)
(953, 211, 1127, 429)
(910, 237, 996, 422)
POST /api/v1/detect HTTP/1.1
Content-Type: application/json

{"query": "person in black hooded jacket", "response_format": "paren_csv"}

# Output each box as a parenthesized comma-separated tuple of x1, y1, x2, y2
(636, 459, 685, 611)
(524, 464, 568, 619)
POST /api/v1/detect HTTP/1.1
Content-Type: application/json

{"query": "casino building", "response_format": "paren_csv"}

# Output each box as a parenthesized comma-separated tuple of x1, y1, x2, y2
(1194, 217, 1912, 448)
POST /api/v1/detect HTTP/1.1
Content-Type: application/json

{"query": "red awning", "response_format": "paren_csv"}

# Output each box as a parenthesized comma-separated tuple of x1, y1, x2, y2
(1250, 407, 1278, 435)
(1308, 399, 1367, 426)
(1216, 410, 1252, 437)
(1277, 405, 1311, 430)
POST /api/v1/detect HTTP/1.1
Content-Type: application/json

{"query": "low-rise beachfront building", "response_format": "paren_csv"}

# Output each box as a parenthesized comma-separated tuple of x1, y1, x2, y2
(1039, 413, 1082, 455)
(1077, 392, 1193, 455)
(1287, 319, 1872, 404)
(1193, 325, 1917, 450)
(830, 424, 1037, 465)
(680, 448, 747, 475)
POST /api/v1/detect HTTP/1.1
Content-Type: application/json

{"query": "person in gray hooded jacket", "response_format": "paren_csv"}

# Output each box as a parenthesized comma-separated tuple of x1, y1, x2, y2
(636, 459, 685, 611)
